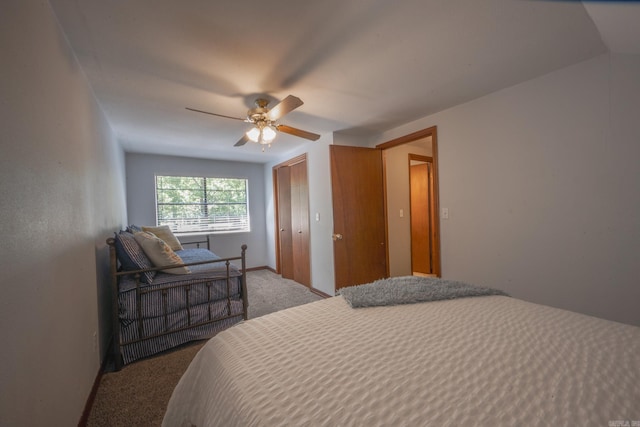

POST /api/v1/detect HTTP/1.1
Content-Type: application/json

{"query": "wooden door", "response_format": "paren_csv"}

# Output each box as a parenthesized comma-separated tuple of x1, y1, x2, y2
(276, 166, 294, 280)
(410, 162, 432, 274)
(290, 161, 311, 286)
(330, 145, 387, 290)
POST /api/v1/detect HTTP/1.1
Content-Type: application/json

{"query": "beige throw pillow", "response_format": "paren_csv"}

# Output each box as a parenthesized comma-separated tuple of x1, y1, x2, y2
(141, 225, 183, 251)
(134, 232, 190, 275)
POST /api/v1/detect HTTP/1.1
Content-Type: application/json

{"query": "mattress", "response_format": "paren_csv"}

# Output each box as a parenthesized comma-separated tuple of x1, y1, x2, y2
(163, 295, 640, 426)
(118, 248, 241, 293)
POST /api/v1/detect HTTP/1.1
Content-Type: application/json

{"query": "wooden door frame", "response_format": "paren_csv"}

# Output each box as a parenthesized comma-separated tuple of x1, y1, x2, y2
(376, 126, 442, 277)
(272, 153, 308, 275)
(408, 154, 434, 275)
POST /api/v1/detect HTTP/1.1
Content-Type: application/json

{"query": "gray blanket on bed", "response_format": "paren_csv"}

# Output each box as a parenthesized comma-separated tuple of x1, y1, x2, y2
(339, 276, 508, 308)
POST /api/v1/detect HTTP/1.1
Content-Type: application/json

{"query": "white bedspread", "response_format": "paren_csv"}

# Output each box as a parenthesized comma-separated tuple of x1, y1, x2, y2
(163, 295, 640, 426)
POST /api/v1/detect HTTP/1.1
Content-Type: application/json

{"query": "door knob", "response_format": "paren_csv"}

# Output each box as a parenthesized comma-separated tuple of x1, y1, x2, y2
(332, 233, 343, 241)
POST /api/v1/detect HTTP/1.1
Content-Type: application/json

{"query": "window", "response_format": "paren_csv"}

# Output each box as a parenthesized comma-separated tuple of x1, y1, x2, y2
(155, 175, 249, 233)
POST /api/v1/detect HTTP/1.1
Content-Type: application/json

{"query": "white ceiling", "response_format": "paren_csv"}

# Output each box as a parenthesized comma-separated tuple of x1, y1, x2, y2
(49, 0, 639, 164)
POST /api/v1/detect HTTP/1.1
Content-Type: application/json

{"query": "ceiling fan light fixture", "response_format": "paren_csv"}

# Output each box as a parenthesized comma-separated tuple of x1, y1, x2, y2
(246, 127, 261, 142)
(247, 122, 277, 145)
(262, 125, 276, 142)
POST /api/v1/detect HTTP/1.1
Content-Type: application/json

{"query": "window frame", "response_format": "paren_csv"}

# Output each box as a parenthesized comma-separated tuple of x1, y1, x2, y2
(154, 174, 250, 235)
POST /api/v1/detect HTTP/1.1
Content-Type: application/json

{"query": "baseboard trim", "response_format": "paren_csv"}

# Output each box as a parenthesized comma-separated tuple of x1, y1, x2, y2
(308, 287, 332, 299)
(78, 348, 110, 427)
(246, 265, 276, 273)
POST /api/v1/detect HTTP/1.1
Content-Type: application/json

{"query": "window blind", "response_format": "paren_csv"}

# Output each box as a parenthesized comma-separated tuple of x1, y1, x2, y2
(155, 175, 249, 233)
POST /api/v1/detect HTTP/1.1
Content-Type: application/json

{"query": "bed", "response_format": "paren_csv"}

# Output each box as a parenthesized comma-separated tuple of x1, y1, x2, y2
(163, 277, 640, 426)
(107, 228, 247, 370)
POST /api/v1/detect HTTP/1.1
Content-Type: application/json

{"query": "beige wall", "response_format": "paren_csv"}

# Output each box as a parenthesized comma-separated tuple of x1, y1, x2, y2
(0, 1, 126, 425)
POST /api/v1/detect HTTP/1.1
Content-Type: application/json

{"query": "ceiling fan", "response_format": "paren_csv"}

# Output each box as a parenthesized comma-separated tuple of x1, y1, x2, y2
(186, 95, 320, 150)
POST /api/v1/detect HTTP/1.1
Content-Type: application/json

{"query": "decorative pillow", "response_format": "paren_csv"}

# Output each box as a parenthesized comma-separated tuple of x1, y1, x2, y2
(141, 225, 183, 251)
(339, 276, 508, 308)
(113, 231, 156, 283)
(125, 224, 143, 233)
(134, 232, 191, 275)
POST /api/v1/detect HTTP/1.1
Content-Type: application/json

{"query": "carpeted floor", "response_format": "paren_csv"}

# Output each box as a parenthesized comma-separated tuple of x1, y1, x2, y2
(86, 269, 324, 427)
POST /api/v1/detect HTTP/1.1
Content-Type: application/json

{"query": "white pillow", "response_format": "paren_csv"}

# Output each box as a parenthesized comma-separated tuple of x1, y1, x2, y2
(134, 232, 190, 275)
(141, 225, 184, 251)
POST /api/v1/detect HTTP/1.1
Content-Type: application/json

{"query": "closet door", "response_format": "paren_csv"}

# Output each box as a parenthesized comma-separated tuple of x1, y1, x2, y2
(290, 161, 311, 287)
(277, 166, 294, 280)
(274, 155, 311, 287)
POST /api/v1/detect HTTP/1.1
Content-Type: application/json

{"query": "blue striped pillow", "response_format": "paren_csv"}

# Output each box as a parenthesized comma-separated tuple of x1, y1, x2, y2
(114, 231, 156, 283)
(126, 224, 143, 233)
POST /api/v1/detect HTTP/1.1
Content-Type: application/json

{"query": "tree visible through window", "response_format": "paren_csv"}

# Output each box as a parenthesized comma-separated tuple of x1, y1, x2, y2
(155, 175, 249, 233)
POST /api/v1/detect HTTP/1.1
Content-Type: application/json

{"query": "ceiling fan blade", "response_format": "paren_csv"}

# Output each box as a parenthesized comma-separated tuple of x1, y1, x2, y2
(276, 124, 320, 141)
(186, 107, 245, 121)
(234, 134, 250, 147)
(267, 95, 304, 121)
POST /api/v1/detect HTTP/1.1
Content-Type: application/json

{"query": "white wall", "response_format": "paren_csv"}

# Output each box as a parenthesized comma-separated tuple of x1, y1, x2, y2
(372, 53, 640, 326)
(265, 136, 336, 296)
(125, 153, 268, 268)
(0, 1, 127, 425)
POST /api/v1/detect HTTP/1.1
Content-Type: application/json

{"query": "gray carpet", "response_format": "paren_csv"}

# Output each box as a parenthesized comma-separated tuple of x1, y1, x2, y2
(86, 269, 324, 427)
(247, 269, 325, 318)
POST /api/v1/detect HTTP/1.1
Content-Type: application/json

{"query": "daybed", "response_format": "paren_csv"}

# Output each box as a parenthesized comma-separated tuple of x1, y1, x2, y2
(107, 226, 247, 370)
(163, 277, 640, 426)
